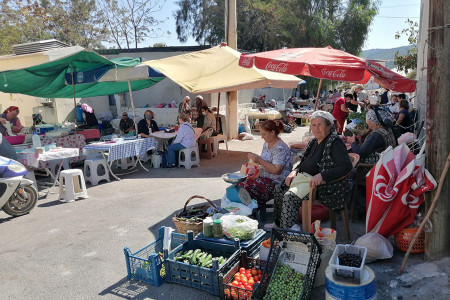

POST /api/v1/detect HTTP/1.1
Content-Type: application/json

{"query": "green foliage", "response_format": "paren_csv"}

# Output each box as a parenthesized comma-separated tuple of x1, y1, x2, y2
(174, 0, 380, 55)
(394, 19, 418, 75)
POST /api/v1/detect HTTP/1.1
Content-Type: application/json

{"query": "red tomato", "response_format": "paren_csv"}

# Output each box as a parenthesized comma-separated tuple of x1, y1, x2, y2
(248, 279, 255, 285)
(251, 269, 258, 276)
(232, 280, 239, 286)
(258, 270, 262, 275)
(235, 276, 241, 282)
(244, 284, 251, 290)
(239, 267, 246, 273)
(241, 277, 248, 284)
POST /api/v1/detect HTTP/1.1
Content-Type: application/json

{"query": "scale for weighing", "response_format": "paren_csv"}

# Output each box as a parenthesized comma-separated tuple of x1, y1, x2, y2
(222, 173, 252, 205)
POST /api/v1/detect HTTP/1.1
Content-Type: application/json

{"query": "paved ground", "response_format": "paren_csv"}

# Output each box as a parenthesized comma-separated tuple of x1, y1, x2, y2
(1, 126, 449, 299)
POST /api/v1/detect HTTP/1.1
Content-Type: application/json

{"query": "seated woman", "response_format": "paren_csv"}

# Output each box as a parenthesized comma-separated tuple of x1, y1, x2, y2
(179, 96, 192, 115)
(81, 103, 99, 129)
(0, 106, 23, 135)
(239, 120, 293, 206)
(394, 99, 413, 136)
(166, 113, 196, 168)
(201, 106, 217, 135)
(347, 108, 397, 164)
(272, 111, 352, 229)
(137, 110, 159, 138)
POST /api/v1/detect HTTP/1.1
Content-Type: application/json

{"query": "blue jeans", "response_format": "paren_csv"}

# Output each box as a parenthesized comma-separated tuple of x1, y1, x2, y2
(167, 143, 186, 166)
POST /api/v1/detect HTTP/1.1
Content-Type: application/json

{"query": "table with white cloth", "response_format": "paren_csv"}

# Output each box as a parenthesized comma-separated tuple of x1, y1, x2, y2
(41, 134, 86, 164)
(16, 148, 80, 197)
(246, 109, 282, 130)
(83, 137, 156, 180)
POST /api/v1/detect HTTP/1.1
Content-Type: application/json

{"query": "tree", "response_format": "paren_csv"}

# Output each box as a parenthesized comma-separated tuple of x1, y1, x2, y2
(173, 0, 380, 54)
(394, 19, 418, 75)
(100, 0, 170, 49)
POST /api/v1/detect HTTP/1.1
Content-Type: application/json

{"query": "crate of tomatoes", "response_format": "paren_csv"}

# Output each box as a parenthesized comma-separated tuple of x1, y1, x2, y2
(219, 251, 266, 300)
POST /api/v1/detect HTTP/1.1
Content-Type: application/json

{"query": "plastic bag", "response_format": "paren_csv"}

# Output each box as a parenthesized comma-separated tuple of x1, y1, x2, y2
(240, 160, 260, 179)
(355, 232, 393, 263)
(311, 220, 336, 247)
(220, 214, 258, 241)
(220, 194, 256, 216)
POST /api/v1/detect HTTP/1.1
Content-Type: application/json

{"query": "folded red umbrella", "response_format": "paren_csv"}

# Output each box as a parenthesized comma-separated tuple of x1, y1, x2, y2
(366, 144, 437, 237)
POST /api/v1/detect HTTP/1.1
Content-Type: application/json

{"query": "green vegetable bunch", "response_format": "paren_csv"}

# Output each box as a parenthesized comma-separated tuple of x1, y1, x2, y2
(174, 249, 226, 268)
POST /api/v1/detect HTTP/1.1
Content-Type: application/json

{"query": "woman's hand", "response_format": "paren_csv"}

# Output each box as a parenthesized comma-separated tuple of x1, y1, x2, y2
(310, 173, 324, 189)
(247, 153, 260, 163)
(285, 170, 297, 186)
(346, 134, 356, 144)
(0, 118, 5, 124)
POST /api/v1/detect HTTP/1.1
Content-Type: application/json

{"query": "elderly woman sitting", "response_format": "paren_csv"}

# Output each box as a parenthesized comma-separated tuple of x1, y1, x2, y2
(270, 111, 352, 229)
(239, 120, 293, 206)
(347, 107, 397, 164)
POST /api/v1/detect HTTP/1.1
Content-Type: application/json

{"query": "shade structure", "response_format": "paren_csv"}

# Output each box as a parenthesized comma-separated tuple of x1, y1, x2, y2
(365, 144, 437, 237)
(0, 48, 163, 98)
(143, 43, 302, 93)
(239, 46, 416, 93)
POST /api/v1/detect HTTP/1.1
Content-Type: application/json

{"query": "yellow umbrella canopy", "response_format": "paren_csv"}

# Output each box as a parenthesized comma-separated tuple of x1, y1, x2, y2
(143, 43, 302, 93)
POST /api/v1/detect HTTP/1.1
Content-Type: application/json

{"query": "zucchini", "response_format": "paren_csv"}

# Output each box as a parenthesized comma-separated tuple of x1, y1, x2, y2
(191, 249, 202, 264)
(201, 258, 213, 267)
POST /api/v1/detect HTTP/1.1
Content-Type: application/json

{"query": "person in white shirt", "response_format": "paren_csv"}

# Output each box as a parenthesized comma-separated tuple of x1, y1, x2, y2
(389, 94, 400, 114)
(166, 113, 196, 168)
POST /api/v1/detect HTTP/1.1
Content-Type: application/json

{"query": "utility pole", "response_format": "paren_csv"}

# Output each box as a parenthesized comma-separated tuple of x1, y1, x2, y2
(425, 0, 450, 259)
(225, 0, 239, 139)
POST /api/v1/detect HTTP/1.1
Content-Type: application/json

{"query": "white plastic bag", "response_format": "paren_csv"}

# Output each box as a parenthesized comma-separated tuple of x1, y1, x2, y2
(355, 232, 393, 263)
(220, 194, 256, 216)
(220, 214, 258, 241)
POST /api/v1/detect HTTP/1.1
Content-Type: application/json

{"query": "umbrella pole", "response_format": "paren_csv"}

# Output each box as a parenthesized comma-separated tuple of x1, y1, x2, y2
(70, 68, 78, 123)
(398, 152, 450, 275)
(127, 80, 139, 135)
(314, 79, 323, 111)
(216, 93, 221, 133)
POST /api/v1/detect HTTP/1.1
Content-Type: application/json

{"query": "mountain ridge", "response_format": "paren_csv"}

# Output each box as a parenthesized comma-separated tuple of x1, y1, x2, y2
(362, 45, 416, 70)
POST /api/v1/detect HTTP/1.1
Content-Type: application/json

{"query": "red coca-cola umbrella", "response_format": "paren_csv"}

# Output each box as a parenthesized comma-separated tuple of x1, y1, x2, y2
(239, 46, 416, 94)
(365, 143, 437, 237)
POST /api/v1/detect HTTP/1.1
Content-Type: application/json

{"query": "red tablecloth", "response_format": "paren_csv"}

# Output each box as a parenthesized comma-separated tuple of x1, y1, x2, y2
(42, 134, 86, 163)
(75, 129, 100, 140)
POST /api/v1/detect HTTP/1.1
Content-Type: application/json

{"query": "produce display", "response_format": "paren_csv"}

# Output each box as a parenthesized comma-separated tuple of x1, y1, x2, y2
(337, 252, 362, 268)
(224, 266, 263, 300)
(263, 262, 305, 300)
(172, 216, 204, 223)
(221, 215, 258, 241)
(174, 249, 226, 268)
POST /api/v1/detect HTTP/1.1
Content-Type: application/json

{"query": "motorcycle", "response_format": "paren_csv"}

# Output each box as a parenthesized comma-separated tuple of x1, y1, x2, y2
(0, 156, 38, 217)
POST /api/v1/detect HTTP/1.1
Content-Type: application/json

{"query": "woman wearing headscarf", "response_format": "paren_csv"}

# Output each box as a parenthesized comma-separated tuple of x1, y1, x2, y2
(0, 106, 22, 134)
(347, 107, 397, 164)
(179, 96, 192, 115)
(270, 111, 352, 229)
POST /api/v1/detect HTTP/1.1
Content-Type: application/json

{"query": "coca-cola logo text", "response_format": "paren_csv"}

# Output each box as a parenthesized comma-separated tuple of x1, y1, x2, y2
(320, 68, 347, 79)
(265, 61, 288, 73)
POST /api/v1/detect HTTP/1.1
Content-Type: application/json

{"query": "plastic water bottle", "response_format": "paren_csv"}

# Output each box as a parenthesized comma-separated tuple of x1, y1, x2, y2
(32, 132, 42, 148)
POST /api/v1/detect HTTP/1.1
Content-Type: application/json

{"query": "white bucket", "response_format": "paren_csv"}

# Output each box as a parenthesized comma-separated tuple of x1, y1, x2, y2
(325, 266, 376, 300)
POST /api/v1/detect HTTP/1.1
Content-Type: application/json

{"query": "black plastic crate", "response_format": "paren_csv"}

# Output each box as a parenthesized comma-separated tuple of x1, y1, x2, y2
(219, 251, 267, 300)
(195, 229, 267, 258)
(164, 231, 241, 295)
(252, 229, 322, 300)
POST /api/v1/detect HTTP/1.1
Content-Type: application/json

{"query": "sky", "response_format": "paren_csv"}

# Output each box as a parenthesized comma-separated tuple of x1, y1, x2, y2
(141, 0, 421, 50)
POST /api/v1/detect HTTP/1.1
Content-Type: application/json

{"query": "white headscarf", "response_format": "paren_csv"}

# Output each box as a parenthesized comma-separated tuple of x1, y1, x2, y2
(311, 111, 335, 124)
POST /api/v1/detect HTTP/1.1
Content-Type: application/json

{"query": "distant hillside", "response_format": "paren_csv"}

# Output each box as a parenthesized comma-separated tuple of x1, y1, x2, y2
(362, 45, 416, 70)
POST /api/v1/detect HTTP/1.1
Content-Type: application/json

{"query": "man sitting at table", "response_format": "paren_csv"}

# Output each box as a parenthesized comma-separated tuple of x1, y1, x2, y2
(138, 110, 159, 138)
(116, 112, 135, 135)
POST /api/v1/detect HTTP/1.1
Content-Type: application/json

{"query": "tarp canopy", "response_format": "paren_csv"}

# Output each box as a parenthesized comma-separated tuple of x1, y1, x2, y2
(0, 48, 164, 98)
(143, 43, 302, 93)
(239, 46, 416, 93)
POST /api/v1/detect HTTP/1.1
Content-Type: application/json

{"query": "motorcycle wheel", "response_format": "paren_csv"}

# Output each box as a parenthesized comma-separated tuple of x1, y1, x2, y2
(2, 185, 38, 217)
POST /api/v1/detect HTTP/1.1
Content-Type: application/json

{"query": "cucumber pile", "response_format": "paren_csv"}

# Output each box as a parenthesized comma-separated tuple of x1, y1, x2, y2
(174, 249, 226, 268)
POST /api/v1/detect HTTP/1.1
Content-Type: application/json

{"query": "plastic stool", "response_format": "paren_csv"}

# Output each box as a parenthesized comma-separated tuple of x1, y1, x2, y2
(84, 158, 110, 186)
(151, 153, 162, 168)
(117, 157, 135, 169)
(178, 146, 200, 169)
(58, 169, 88, 202)
(198, 137, 217, 159)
